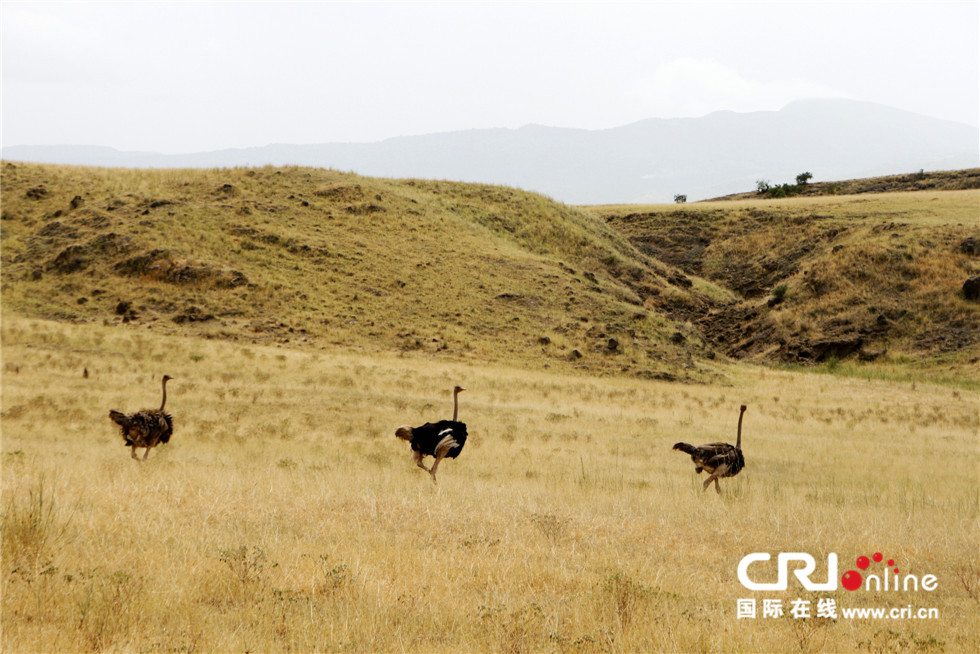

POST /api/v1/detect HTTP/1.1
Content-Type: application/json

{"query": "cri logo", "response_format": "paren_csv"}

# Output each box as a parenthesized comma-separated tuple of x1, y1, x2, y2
(738, 552, 938, 592)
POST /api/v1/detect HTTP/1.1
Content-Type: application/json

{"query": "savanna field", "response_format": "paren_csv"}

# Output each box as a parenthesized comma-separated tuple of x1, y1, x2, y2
(1, 164, 978, 653)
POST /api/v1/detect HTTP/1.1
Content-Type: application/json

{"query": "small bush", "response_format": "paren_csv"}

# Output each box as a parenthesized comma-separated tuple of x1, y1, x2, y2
(757, 172, 814, 198)
(602, 572, 651, 628)
(1, 476, 72, 568)
(75, 569, 145, 651)
(217, 545, 267, 604)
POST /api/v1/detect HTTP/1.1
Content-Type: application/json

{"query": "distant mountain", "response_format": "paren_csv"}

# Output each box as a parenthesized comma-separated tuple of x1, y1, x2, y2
(3, 99, 977, 204)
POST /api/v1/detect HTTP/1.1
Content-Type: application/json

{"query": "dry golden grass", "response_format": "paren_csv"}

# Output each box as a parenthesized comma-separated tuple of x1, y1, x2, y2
(2, 315, 977, 653)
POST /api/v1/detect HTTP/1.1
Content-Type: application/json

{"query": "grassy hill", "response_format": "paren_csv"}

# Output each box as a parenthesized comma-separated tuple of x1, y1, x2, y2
(0, 162, 722, 381)
(3, 162, 978, 386)
(594, 190, 980, 385)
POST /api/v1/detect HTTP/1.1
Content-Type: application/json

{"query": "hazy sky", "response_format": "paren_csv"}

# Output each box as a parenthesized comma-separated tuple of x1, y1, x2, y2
(2, 1, 977, 154)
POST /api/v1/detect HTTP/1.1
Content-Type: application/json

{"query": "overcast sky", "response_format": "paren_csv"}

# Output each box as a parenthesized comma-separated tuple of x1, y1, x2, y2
(2, 1, 977, 154)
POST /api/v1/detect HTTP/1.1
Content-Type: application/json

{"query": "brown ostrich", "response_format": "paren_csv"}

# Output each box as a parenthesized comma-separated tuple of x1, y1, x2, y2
(673, 404, 747, 493)
(109, 375, 174, 461)
(395, 385, 467, 483)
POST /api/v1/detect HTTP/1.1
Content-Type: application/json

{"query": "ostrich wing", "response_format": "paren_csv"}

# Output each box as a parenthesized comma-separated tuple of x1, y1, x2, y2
(410, 420, 467, 457)
(109, 410, 136, 429)
(701, 443, 737, 464)
(109, 409, 172, 446)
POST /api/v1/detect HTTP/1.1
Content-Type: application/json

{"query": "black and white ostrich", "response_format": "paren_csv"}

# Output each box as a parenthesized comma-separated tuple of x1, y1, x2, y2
(672, 404, 747, 493)
(395, 385, 468, 483)
(109, 375, 174, 461)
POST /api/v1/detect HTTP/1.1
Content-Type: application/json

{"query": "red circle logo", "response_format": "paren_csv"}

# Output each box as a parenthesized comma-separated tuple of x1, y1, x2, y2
(842, 570, 863, 591)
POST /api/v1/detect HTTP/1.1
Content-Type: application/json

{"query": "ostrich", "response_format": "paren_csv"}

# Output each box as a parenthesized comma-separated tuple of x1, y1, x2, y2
(109, 375, 174, 461)
(672, 404, 747, 493)
(395, 385, 467, 483)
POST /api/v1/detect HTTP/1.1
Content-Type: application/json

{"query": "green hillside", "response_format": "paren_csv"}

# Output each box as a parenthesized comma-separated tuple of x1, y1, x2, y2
(0, 163, 719, 380)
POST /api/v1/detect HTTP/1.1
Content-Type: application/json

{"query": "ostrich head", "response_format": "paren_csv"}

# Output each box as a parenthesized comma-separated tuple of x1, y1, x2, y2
(454, 385, 466, 394)
(395, 426, 413, 441)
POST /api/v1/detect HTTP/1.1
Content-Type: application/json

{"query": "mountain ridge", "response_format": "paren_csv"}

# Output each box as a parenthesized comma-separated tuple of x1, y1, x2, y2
(4, 99, 977, 204)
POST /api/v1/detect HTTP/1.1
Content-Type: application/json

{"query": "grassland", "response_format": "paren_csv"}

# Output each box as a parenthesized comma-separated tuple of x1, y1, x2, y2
(2, 314, 978, 653)
(2, 163, 979, 652)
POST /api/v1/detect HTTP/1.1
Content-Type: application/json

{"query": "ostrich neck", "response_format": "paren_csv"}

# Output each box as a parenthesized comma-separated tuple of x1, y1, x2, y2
(736, 411, 744, 449)
(453, 390, 459, 421)
(160, 378, 169, 411)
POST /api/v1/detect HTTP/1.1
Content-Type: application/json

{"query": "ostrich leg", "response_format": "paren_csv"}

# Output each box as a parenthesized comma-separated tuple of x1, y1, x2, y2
(429, 434, 458, 484)
(702, 463, 729, 493)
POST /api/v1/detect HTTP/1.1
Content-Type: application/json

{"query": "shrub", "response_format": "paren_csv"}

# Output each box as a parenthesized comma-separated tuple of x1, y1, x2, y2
(1, 476, 72, 567)
(757, 172, 814, 198)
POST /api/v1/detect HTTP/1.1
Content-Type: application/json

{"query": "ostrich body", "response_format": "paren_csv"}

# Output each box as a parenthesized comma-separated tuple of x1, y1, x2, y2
(395, 385, 467, 483)
(109, 375, 174, 461)
(673, 404, 746, 493)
